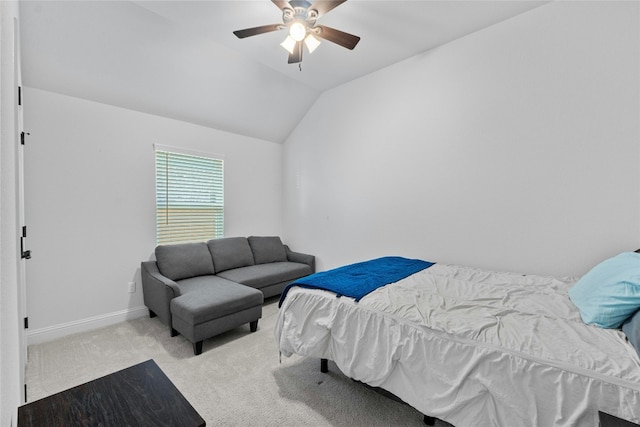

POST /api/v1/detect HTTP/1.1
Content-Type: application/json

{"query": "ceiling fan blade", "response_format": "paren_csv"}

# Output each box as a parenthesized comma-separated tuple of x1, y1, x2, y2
(233, 24, 282, 39)
(310, 0, 347, 17)
(272, 0, 293, 11)
(315, 25, 360, 50)
(288, 41, 303, 64)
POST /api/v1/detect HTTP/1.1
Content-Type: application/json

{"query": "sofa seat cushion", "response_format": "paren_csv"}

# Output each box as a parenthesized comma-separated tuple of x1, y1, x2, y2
(155, 242, 215, 281)
(207, 237, 255, 273)
(175, 275, 238, 295)
(216, 262, 312, 289)
(171, 279, 263, 325)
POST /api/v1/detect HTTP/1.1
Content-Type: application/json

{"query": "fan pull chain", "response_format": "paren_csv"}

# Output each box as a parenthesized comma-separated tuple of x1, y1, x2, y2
(299, 63, 302, 72)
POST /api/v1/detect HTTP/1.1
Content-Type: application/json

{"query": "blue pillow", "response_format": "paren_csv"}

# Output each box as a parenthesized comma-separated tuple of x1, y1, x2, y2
(568, 252, 640, 328)
(622, 309, 640, 356)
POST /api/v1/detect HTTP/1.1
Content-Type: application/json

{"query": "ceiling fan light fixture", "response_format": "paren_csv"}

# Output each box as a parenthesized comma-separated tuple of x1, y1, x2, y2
(234, 0, 360, 65)
(289, 21, 307, 42)
(304, 33, 321, 53)
(280, 35, 297, 54)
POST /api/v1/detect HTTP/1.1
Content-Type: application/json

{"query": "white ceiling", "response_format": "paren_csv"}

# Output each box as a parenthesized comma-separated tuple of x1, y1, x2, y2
(19, 1, 547, 143)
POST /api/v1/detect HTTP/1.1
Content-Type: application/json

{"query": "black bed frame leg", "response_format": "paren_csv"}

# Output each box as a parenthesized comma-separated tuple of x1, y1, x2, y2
(423, 415, 435, 425)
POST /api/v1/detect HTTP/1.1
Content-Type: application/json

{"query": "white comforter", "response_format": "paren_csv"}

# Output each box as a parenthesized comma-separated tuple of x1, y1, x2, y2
(274, 264, 640, 426)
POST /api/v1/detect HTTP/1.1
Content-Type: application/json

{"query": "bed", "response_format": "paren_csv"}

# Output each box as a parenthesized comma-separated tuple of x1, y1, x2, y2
(274, 255, 640, 426)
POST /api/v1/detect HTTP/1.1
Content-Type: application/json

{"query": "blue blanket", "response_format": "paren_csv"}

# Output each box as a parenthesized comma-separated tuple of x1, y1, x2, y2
(279, 256, 434, 307)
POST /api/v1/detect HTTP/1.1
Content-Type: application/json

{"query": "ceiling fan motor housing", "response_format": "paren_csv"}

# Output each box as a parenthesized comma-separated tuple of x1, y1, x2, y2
(283, 0, 318, 28)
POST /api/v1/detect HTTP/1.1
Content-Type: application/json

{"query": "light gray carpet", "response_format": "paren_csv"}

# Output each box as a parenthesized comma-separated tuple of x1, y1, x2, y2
(26, 297, 454, 426)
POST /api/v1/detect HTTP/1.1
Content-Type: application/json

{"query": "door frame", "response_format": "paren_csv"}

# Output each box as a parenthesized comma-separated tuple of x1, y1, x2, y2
(14, 15, 28, 403)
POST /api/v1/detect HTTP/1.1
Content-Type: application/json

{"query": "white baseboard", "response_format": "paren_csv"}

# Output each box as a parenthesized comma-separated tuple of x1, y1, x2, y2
(27, 306, 149, 345)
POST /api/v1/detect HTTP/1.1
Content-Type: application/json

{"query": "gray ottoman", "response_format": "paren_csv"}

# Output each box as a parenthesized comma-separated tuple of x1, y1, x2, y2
(170, 280, 263, 355)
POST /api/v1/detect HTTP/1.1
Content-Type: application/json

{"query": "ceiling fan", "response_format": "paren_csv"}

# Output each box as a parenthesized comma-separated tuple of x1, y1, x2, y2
(233, 0, 360, 64)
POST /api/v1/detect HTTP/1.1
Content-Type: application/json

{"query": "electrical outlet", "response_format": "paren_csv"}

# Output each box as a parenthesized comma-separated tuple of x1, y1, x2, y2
(128, 282, 136, 293)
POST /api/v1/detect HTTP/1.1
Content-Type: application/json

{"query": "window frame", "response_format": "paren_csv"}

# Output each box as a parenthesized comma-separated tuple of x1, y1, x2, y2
(154, 144, 225, 245)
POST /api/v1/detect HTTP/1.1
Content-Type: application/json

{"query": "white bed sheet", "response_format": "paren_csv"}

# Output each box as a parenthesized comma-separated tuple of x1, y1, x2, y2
(274, 264, 640, 426)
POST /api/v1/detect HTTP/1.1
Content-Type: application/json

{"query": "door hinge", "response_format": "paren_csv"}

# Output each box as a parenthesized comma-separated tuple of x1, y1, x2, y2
(24, 317, 28, 329)
(20, 131, 30, 145)
(24, 383, 27, 403)
(20, 226, 31, 259)
(18, 86, 21, 106)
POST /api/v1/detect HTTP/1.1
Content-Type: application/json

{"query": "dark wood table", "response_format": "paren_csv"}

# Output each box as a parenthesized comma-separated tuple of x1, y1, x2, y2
(18, 359, 205, 427)
(600, 412, 640, 427)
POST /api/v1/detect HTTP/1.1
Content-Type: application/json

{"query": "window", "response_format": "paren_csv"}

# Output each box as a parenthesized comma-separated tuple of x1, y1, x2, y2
(155, 146, 224, 245)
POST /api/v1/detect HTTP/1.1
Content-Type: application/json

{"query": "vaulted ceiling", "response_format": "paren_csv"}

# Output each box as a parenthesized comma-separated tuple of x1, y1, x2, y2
(19, 1, 546, 143)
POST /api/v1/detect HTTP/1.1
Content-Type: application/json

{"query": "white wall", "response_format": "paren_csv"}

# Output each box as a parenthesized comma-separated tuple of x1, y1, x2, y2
(283, 1, 640, 277)
(23, 88, 283, 341)
(1, 1, 23, 424)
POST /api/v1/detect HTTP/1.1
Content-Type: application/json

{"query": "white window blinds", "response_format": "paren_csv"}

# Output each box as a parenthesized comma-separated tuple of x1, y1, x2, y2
(155, 148, 224, 245)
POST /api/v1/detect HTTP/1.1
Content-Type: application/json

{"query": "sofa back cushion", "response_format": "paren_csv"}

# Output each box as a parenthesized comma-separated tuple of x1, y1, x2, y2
(248, 236, 287, 264)
(155, 242, 215, 281)
(207, 237, 255, 273)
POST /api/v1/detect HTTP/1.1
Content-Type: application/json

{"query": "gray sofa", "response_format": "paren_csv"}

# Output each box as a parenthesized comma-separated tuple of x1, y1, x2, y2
(141, 236, 315, 355)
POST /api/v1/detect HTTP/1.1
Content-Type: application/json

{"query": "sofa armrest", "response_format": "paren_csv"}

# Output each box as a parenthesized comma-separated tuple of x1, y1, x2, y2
(142, 261, 181, 295)
(284, 245, 316, 273)
(141, 260, 181, 327)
